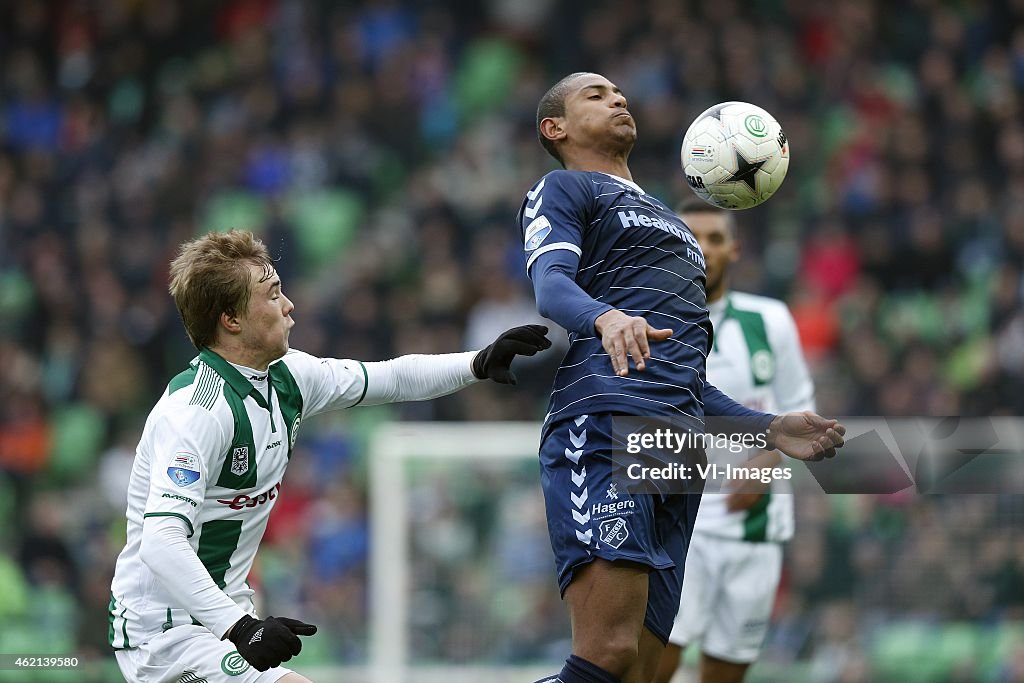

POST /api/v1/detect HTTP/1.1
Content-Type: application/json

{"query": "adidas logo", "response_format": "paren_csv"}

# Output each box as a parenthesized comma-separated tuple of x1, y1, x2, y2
(249, 627, 264, 645)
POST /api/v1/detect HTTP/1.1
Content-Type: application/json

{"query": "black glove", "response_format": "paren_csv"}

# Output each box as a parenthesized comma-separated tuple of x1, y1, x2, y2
(227, 614, 317, 671)
(472, 324, 552, 385)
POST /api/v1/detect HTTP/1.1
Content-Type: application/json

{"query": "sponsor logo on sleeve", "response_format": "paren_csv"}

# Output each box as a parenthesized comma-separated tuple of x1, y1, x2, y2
(161, 492, 199, 508)
(524, 215, 552, 251)
(167, 452, 201, 487)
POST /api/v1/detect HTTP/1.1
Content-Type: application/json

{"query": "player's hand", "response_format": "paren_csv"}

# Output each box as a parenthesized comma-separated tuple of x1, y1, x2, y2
(594, 309, 673, 376)
(766, 411, 846, 462)
(227, 614, 317, 671)
(472, 324, 553, 385)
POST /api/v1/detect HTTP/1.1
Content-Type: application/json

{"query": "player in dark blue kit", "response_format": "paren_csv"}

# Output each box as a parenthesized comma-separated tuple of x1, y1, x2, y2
(520, 72, 846, 683)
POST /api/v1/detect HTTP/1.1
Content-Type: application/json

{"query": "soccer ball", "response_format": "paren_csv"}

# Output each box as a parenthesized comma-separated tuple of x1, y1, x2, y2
(680, 102, 789, 210)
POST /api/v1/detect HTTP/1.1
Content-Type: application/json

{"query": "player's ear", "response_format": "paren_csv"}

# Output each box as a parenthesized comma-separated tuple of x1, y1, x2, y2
(539, 117, 566, 144)
(220, 310, 242, 335)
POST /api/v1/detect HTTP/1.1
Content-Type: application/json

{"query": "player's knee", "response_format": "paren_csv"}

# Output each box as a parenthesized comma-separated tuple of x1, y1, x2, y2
(580, 631, 640, 675)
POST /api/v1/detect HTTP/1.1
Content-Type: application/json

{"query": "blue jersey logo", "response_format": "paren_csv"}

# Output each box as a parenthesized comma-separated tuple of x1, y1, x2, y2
(168, 467, 200, 487)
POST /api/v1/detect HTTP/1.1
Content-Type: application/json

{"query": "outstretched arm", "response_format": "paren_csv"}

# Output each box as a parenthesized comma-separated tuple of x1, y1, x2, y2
(702, 382, 844, 461)
(358, 325, 553, 405)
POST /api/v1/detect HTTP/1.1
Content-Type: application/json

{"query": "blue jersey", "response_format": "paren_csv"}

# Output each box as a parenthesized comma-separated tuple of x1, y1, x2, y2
(519, 170, 713, 429)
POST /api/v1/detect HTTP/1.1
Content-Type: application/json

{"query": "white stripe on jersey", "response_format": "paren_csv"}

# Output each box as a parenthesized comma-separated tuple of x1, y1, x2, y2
(558, 352, 612, 369)
(613, 243, 707, 270)
(526, 241, 583, 271)
(547, 392, 703, 423)
(550, 372, 704, 407)
(663, 336, 709, 359)
(604, 285, 705, 313)
(593, 264, 706, 297)
(646, 356, 706, 378)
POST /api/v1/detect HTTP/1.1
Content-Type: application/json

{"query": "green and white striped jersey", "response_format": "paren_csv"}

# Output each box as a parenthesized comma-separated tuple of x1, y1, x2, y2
(109, 347, 370, 649)
(696, 291, 814, 544)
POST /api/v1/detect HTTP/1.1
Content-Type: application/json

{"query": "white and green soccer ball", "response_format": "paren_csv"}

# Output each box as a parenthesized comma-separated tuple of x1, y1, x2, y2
(681, 101, 789, 210)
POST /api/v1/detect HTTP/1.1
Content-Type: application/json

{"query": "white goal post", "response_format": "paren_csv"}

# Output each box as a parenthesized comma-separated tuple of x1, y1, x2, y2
(367, 421, 557, 683)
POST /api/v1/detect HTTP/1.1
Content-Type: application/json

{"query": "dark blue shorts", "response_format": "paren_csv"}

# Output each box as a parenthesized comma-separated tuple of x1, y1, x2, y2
(539, 413, 703, 644)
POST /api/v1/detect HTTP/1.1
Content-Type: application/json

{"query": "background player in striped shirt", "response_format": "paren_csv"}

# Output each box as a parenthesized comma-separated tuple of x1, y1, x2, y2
(654, 200, 814, 683)
(521, 72, 844, 683)
(109, 230, 550, 683)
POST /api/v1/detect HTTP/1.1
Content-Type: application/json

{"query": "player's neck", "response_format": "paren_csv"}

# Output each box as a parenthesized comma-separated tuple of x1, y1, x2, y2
(208, 342, 274, 373)
(563, 150, 632, 182)
(706, 285, 729, 304)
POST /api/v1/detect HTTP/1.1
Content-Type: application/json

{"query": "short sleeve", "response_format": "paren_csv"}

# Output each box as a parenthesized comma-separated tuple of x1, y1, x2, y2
(276, 349, 367, 417)
(519, 171, 591, 273)
(143, 406, 228, 537)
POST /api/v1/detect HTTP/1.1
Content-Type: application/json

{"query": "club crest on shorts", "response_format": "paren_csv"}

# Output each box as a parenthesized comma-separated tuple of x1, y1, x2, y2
(599, 517, 630, 549)
(230, 446, 249, 476)
(220, 651, 250, 676)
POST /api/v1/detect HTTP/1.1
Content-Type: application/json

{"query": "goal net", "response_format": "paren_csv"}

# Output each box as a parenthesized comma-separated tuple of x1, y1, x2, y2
(366, 421, 566, 683)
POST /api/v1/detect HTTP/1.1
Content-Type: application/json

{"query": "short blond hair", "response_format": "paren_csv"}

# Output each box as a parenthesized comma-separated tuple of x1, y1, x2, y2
(168, 230, 274, 348)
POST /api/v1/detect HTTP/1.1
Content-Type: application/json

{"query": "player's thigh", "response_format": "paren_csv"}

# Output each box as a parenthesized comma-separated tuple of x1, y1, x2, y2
(276, 674, 313, 683)
(117, 625, 297, 683)
(704, 541, 782, 663)
(668, 533, 719, 648)
(564, 557, 650, 654)
(538, 414, 678, 596)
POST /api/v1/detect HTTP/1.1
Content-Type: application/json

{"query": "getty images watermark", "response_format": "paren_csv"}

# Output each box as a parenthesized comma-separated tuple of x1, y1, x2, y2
(611, 416, 1024, 495)
(623, 426, 788, 488)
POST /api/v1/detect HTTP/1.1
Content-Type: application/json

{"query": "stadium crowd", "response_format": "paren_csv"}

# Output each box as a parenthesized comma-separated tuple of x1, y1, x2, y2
(1, 0, 1023, 680)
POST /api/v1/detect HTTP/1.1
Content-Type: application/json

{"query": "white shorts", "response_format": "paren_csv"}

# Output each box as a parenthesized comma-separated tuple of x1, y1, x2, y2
(114, 625, 294, 683)
(668, 534, 782, 663)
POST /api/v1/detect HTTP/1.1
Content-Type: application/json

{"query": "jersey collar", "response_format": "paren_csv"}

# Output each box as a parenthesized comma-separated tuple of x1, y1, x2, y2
(599, 172, 645, 195)
(198, 347, 271, 410)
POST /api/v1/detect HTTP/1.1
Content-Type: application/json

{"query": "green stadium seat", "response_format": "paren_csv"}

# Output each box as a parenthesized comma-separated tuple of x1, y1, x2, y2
(202, 191, 268, 235)
(285, 190, 362, 272)
(48, 404, 105, 480)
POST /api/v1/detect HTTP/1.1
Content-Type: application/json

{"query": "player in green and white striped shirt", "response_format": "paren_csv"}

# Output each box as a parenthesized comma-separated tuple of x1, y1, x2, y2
(656, 201, 815, 683)
(109, 230, 551, 683)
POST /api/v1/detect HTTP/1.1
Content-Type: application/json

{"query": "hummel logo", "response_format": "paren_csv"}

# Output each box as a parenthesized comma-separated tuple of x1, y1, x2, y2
(607, 483, 619, 500)
(249, 627, 263, 645)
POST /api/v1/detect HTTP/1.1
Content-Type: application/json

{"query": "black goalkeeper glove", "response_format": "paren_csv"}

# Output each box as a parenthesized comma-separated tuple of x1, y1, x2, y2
(472, 324, 552, 385)
(227, 614, 317, 671)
